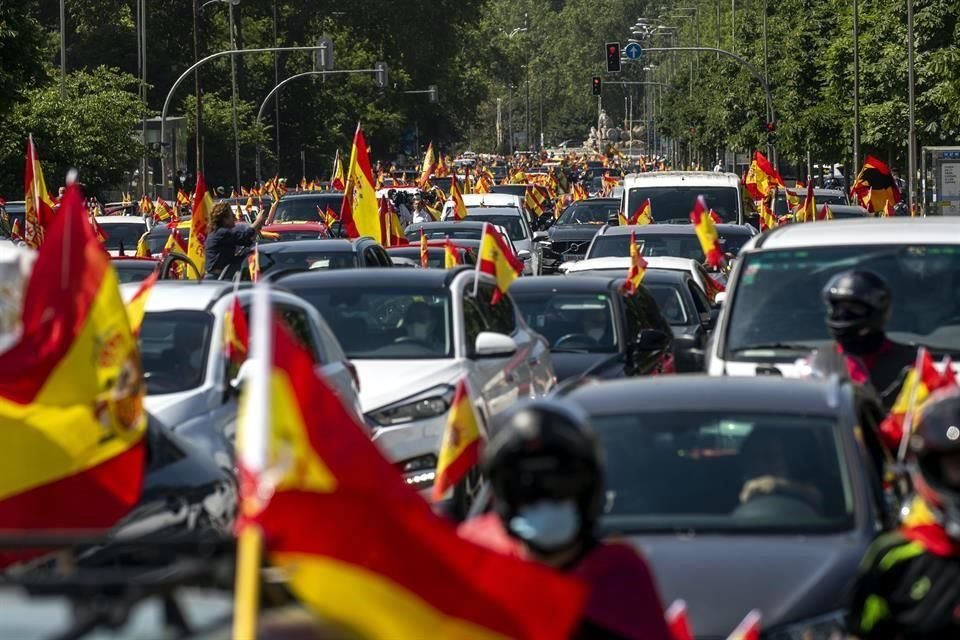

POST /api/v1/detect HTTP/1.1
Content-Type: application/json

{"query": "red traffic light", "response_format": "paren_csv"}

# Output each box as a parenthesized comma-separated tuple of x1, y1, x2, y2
(765, 122, 777, 132)
(592, 76, 602, 95)
(605, 42, 621, 73)
(608, 45, 617, 54)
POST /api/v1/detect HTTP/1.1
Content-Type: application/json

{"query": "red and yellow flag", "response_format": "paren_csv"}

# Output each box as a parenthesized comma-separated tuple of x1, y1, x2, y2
(620, 198, 653, 226)
(879, 349, 956, 450)
(379, 197, 409, 247)
(444, 239, 460, 269)
(224, 295, 249, 367)
(419, 142, 437, 188)
(744, 150, 785, 201)
(852, 155, 900, 213)
(188, 172, 214, 278)
(339, 124, 382, 242)
(0, 183, 146, 566)
(420, 229, 429, 268)
(621, 231, 648, 294)
(125, 269, 159, 336)
(23, 135, 56, 249)
(797, 180, 816, 223)
(89, 214, 108, 244)
(10, 218, 24, 241)
(450, 172, 468, 221)
(432, 379, 483, 501)
(246, 318, 586, 640)
(176, 189, 191, 207)
(882, 199, 896, 218)
(154, 198, 174, 223)
(690, 195, 724, 268)
(666, 600, 694, 640)
(758, 193, 778, 231)
(331, 150, 346, 191)
(728, 611, 762, 640)
(478, 223, 523, 303)
(817, 203, 834, 221)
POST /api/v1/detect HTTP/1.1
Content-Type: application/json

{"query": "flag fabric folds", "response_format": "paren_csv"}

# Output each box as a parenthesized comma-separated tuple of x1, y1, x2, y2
(0, 183, 146, 566)
(331, 150, 346, 191)
(665, 600, 694, 640)
(619, 199, 653, 226)
(23, 135, 56, 249)
(621, 231, 648, 295)
(450, 173, 468, 221)
(379, 197, 409, 246)
(744, 151, 784, 201)
(727, 610, 762, 640)
(444, 239, 460, 269)
(188, 172, 214, 279)
(339, 124, 382, 242)
(690, 196, 724, 268)
(797, 180, 816, 223)
(249, 243, 261, 283)
(224, 296, 250, 367)
(477, 223, 524, 303)
(245, 315, 586, 640)
(432, 379, 483, 501)
(879, 348, 956, 451)
(852, 155, 901, 213)
(882, 199, 896, 218)
(817, 204, 834, 221)
(419, 142, 437, 188)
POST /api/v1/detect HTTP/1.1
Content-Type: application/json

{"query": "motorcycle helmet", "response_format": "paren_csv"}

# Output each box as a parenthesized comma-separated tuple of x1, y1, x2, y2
(909, 387, 960, 539)
(822, 269, 891, 348)
(483, 399, 604, 553)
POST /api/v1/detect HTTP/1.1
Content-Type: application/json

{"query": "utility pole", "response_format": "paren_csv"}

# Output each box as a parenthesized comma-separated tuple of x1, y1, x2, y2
(228, 1, 241, 190)
(59, 0, 67, 99)
(852, 0, 860, 172)
(273, 0, 280, 180)
(193, 0, 203, 175)
(907, 0, 917, 214)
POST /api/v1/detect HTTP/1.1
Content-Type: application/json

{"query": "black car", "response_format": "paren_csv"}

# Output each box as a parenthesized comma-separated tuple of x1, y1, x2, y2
(642, 270, 717, 373)
(235, 238, 392, 280)
(267, 192, 344, 224)
(510, 276, 674, 381)
(385, 242, 477, 268)
(564, 375, 895, 639)
(586, 223, 757, 261)
(537, 198, 620, 274)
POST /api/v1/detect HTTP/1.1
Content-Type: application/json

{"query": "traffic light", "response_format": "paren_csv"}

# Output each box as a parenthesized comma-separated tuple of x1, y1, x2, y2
(605, 42, 622, 73)
(764, 121, 777, 133)
(374, 62, 389, 89)
(592, 76, 602, 96)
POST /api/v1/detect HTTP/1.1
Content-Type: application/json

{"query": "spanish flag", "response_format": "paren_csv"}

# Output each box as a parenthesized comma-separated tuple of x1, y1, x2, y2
(23, 135, 56, 249)
(797, 180, 816, 223)
(690, 195, 724, 268)
(0, 183, 146, 566)
(331, 150, 346, 191)
(620, 198, 653, 226)
(125, 268, 159, 336)
(243, 315, 586, 640)
(878, 348, 955, 451)
(450, 172, 468, 221)
(432, 379, 483, 501)
(817, 203, 834, 221)
(621, 231, 648, 294)
(882, 199, 896, 218)
(419, 142, 437, 188)
(188, 172, 214, 279)
(379, 197, 408, 247)
(154, 197, 173, 223)
(223, 295, 249, 367)
(420, 229, 429, 268)
(249, 243, 261, 283)
(139, 193, 152, 216)
(477, 223, 524, 303)
(852, 155, 901, 213)
(758, 194, 778, 231)
(176, 189, 191, 207)
(89, 214, 108, 244)
(744, 150, 784, 201)
(339, 124, 382, 242)
(666, 600, 694, 640)
(572, 183, 588, 201)
(444, 239, 460, 268)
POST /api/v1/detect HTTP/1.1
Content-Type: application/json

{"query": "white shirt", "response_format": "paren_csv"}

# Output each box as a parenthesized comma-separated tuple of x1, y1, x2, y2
(412, 209, 433, 224)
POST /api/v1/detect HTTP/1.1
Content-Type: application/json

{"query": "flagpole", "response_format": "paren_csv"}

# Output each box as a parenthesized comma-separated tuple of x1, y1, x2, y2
(897, 346, 927, 463)
(232, 280, 271, 639)
(473, 223, 487, 298)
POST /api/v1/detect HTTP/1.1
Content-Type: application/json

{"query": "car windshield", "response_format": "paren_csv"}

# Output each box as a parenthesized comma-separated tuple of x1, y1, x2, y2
(114, 263, 156, 285)
(588, 232, 750, 260)
(101, 223, 146, 252)
(289, 287, 453, 359)
(255, 248, 357, 275)
(513, 292, 618, 353)
(594, 411, 853, 534)
(626, 187, 740, 223)
(647, 284, 689, 325)
(147, 227, 190, 254)
(725, 245, 960, 356)
(465, 213, 526, 241)
(272, 196, 343, 223)
(491, 184, 527, 198)
(389, 248, 475, 267)
(775, 192, 848, 215)
(272, 229, 324, 241)
(138, 310, 212, 395)
(407, 226, 483, 242)
(556, 201, 620, 225)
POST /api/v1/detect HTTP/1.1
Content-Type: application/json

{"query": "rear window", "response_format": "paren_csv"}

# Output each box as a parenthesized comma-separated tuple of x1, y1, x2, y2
(588, 232, 750, 260)
(272, 195, 344, 223)
(625, 186, 740, 223)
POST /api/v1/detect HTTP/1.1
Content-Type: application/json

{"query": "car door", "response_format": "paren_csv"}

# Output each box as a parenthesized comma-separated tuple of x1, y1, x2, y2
(686, 278, 713, 348)
(622, 289, 675, 375)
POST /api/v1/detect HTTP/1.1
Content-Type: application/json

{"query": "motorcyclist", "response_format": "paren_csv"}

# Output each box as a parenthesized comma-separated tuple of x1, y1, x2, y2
(810, 269, 915, 411)
(848, 388, 960, 639)
(204, 200, 268, 278)
(458, 399, 672, 640)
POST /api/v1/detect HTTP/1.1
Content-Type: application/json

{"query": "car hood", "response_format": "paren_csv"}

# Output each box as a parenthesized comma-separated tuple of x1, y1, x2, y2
(144, 389, 208, 428)
(351, 359, 463, 413)
(626, 532, 866, 637)
(548, 225, 605, 243)
(551, 352, 624, 382)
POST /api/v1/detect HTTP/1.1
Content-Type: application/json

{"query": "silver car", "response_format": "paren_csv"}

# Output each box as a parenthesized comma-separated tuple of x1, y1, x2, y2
(441, 205, 540, 275)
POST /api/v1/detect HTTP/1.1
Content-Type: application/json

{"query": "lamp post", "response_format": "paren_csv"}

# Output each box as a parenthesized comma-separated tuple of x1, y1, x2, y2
(201, 0, 242, 191)
(852, 0, 860, 171)
(907, 0, 916, 213)
(59, 0, 67, 99)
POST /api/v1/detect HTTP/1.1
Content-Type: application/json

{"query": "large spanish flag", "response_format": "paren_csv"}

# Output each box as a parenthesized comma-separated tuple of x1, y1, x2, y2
(0, 183, 146, 565)
(690, 195, 724, 268)
(852, 155, 901, 213)
(432, 379, 483, 501)
(477, 223, 524, 303)
(879, 349, 955, 451)
(621, 231, 648, 295)
(339, 124, 382, 241)
(23, 135, 56, 249)
(744, 150, 785, 201)
(246, 315, 585, 639)
(188, 172, 214, 278)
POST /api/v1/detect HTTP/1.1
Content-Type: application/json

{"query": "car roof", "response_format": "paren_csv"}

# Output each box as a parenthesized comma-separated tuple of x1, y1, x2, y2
(622, 171, 741, 188)
(570, 198, 619, 205)
(119, 281, 241, 311)
(259, 239, 357, 253)
(599, 224, 752, 237)
(275, 192, 343, 201)
(460, 194, 521, 207)
(511, 275, 619, 294)
(279, 266, 467, 289)
(567, 256, 699, 272)
(95, 216, 146, 224)
(753, 217, 960, 249)
(568, 375, 845, 416)
(407, 221, 488, 231)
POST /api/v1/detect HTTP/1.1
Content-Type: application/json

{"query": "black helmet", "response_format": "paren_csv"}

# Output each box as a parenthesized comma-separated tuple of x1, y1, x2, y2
(483, 399, 604, 550)
(822, 269, 891, 334)
(910, 388, 960, 538)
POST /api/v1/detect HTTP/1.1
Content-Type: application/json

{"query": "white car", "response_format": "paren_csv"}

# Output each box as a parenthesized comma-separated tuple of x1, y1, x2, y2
(121, 281, 362, 468)
(621, 171, 744, 224)
(561, 256, 716, 296)
(279, 267, 556, 492)
(96, 216, 149, 256)
(707, 218, 960, 378)
(441, 202, 540, 275)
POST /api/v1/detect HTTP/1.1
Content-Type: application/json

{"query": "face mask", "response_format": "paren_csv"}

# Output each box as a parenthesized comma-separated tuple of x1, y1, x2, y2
(586, 326, 604, 341)
(834, 327, 884, 355)
(508, 500, 580, 552)
(410, 322, 430, 340)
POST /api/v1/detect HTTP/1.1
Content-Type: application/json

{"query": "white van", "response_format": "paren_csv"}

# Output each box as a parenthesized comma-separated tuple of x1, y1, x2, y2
(621, 171, 744, 225)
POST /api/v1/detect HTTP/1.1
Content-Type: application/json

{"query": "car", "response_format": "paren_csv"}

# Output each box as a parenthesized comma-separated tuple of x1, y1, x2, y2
(277, 268, 556, 490)
(1, 200, 26, 235)
(563, 375, 896, 639)
(266, 192, 344, 224)
(442, 192, 531, 227)
(121, 281, 361, 468)
(232, 238, 392, 280)
(536, 198, 621, 274)
(621, 171, 745, 224)
(509, 276, 674, 381)
(583, 223, 757, 262)
(707, 217, 960, 377)
(404, 221, 531, 270)
(563, 256, 722, 302)
(261, 221, 330, 241)
(824, 204, 870, 219)
(112, 256, 159, 284)
(142, 218, 192, 256)
(773, 188, 849, 216)
(385, 241, 478, 268)
(441, 205, 539, 275)
(95, 216, 149, 256)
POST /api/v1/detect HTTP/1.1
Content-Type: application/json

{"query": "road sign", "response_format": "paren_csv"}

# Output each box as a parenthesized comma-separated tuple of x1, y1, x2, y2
(624, 42, 643, 60)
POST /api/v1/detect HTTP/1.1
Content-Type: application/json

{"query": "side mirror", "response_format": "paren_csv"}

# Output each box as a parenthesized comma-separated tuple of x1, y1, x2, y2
(227, 359, 252, 398)
(533, 231, 550, 242)
(473, 332, 518, 358)
(517, 249, 531, 261)
(635, 328, 670, 351)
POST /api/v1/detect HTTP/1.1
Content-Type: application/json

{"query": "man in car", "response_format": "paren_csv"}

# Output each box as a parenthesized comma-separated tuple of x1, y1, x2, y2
(848, 389, 960, 638)
(399, 302, 442, 351)
(204, 200, 268, 278)
(458, 399, 672, 640)
(580, 307, 614, 349)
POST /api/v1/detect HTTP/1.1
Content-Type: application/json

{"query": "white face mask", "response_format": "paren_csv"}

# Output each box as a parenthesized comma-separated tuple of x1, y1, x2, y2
(410, 322, 430, 340)
(508, 500, 581, 552)
(586, 326, 604, 341)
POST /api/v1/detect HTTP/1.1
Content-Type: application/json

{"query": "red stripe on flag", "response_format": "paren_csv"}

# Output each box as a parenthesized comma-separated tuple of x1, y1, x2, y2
(432, 439, 480, 499)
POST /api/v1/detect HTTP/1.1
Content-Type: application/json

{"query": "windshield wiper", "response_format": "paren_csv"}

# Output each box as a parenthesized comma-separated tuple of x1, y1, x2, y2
(730, 342, 814, 353)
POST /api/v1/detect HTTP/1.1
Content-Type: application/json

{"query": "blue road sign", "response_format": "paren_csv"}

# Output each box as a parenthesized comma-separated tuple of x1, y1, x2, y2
(624, 42, 643, 60)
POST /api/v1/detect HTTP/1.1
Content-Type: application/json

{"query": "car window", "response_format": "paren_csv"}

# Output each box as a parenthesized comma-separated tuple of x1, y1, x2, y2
(272, 196, 344, 223)
(374, 246, 393, 267)
(474, 284, 517, 335)
(278, 306, 322, 363)
(556, 201, 619, 225)
(514, 291, 618, 352)
(138, 310, 213, 395)
(101, 223, 147, 252)
(462, 291, 493, 356)
(465, 213, 527, 241)
(625, 186, 740, 223)
(257, 249, 357, 277)
(647, 284, 690, 325)
(688, 281, 711, 315)
(621, 295, 647, 345)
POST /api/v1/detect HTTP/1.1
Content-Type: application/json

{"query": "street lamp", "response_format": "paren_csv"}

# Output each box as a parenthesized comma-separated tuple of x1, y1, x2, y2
(201, 0, 242, 191)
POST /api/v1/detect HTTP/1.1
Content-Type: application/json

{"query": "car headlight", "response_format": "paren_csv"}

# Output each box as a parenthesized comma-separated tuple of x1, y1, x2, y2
(397, 454, 438, 489)
(368, 385, 454, 426)
(766, 610, 847, 640)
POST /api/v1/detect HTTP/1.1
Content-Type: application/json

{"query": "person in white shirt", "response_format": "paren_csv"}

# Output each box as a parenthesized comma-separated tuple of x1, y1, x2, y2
(411, 196, 433, 224)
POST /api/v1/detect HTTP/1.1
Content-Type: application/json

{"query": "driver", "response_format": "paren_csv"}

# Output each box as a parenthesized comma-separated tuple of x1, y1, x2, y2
(400, 302, 439, 348)
(580, 307, 612, 347)
(204, 201, 268, 279)
(737, 429, 824, 513)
